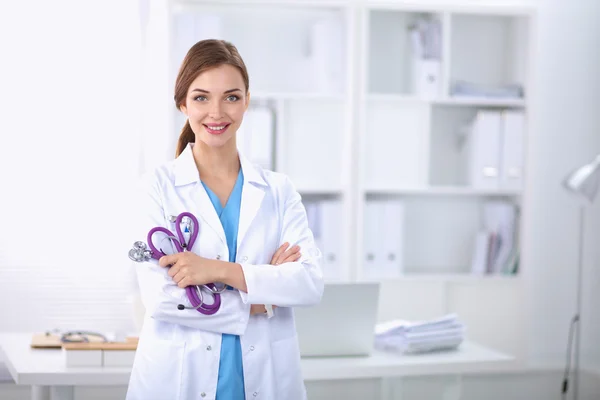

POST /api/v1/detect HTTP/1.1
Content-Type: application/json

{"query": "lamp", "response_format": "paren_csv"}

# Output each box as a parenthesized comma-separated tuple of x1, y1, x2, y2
(561, 153, 600, 400)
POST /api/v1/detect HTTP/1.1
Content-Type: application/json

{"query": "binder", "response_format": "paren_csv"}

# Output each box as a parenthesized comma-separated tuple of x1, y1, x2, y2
(382, 200, 404, 278)
(304, 201, 324, 268)
(363, 200, 381, 280)
(466, 110, 502, 189)
(320, 200, 343, 281)
(500, 110, 525, 190)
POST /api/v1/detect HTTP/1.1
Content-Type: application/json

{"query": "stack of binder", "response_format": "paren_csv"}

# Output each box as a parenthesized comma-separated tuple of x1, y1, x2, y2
(463, 109, 525, 191)
(374, 314, 465, 354)
(363, 199, 405, 280)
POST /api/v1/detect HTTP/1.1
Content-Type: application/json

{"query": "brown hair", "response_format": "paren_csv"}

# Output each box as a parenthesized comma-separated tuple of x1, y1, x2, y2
(174, 39, 250, 157)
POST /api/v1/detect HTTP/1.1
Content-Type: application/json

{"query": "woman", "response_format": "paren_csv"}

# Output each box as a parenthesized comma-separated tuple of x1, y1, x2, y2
(126, 39, 324, 400)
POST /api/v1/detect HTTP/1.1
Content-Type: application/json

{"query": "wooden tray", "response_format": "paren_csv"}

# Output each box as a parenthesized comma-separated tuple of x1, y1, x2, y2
(62, 342, 138, 351)
(31, 333, 139, 349)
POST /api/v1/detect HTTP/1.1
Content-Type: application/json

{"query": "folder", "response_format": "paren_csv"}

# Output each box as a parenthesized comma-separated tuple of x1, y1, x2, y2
(500, 110, 525, 191)
(382, 200, 404, 278)
(466, 110, 502, 189)
(363, 200, 381, 280)
(320, 200, 343, 281)
(304, 201, 323, 266)
(470, 200, 518, 275)
(470, 231, 490, 275)
(483, 201, 517, 273)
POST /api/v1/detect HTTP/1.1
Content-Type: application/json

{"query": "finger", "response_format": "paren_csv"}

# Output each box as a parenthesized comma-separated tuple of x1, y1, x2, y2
(278, 245, 300, 264)
(167, 264, 178, 278)
(159, 254, 177, 268)
(270, 242, 289, 264)
(172, 268, 186, 283)
(281, 251, 301, 264)
(177, 276, 190, 288)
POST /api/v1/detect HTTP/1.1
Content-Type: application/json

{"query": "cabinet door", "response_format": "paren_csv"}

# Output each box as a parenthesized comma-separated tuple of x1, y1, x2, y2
(282, 99, 345, 191)
(364, 101, 429, 190)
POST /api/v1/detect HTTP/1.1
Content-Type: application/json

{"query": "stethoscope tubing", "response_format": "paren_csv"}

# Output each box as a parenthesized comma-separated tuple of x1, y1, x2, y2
(145, 212, 223, 314)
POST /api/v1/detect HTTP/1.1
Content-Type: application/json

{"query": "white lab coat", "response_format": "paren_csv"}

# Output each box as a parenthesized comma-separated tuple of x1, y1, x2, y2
(126, 143, 324, 400)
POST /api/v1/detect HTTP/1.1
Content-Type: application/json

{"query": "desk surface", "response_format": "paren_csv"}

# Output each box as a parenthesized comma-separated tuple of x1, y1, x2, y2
(0, 333, 515, 385)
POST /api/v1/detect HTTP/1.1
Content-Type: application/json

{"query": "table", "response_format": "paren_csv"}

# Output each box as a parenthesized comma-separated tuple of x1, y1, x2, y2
(0, 333, 516, 400)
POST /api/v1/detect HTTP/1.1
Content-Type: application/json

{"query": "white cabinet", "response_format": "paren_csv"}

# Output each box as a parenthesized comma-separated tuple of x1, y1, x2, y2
(142, 0, 535, 359)
(358, 5, 531, 283)
(143, 0, 533, 281)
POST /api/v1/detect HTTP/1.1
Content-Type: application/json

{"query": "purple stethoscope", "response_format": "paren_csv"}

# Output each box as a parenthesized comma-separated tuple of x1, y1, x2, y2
(128, 212, 227, 315)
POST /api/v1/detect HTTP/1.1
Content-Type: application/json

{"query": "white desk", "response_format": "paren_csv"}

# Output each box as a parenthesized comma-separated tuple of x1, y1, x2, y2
(0, 333, 515, 400)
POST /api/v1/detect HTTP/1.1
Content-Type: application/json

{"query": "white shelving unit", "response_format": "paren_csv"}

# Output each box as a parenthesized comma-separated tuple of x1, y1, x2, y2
(142, 0, 535, 358)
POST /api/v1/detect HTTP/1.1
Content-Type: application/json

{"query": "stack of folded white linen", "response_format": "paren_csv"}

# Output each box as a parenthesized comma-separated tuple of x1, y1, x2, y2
(374, 313, 465, 354)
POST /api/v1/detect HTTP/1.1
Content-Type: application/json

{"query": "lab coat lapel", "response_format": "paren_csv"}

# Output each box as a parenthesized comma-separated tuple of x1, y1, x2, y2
(174, 143, 227, 246)
(194, 183, 227, 246)
(237, 152, 267, 252)
(237, 182, 265, 252)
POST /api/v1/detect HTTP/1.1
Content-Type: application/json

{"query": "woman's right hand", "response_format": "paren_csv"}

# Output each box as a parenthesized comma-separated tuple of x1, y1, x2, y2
(250, 242, 301, 315)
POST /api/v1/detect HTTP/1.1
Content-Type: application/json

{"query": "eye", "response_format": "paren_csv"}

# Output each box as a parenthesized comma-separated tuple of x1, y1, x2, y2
(225, 95, 240, 102)
(194, 95, 208, 102)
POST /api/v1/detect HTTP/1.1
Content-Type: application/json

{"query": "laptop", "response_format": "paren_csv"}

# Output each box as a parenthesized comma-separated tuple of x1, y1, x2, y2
(294, 282, 380, 357)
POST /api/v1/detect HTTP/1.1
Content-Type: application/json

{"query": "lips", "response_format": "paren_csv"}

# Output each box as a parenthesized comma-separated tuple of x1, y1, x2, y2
(203, 123, 231, 135)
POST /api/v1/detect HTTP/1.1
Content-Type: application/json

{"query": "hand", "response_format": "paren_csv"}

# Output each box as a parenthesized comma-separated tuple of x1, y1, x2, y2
(159, 252, 218, 288)
(270, 242, 301, 265)
(250, 304, 270, 315)
(250, 243, 302, 315)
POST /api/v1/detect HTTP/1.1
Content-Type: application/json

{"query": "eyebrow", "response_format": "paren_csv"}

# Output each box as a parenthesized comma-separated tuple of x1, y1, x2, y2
(191, 88, 242, 94)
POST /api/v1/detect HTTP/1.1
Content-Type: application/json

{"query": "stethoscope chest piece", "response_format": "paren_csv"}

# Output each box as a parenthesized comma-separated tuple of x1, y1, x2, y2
(128, 241, 153, 262)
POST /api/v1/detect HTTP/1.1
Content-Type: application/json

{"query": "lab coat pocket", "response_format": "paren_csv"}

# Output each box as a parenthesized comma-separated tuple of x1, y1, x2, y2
(271, 335, 306, 399)
(127, 338, 185, 400)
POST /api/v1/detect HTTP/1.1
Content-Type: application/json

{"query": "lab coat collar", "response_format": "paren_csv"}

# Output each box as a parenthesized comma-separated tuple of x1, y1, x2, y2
(174, 143, 267, 187)
(174, 142, 267, 249)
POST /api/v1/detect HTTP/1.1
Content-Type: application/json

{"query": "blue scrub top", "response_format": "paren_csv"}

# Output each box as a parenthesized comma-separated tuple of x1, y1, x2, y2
(201, 168, 245, 400)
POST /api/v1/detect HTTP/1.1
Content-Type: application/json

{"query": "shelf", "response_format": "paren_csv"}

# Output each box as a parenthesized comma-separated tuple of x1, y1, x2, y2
(296, 187, 344, 196)
(435, 96, 526, 107)
(252, 92, 345, 100)
(364, 186, 522, 197)
(361, 273, 519, 283)
(366, 94, 526, 107)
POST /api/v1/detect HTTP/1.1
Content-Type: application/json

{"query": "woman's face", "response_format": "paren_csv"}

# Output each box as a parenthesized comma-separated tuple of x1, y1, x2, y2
(180, 64, 249, 148)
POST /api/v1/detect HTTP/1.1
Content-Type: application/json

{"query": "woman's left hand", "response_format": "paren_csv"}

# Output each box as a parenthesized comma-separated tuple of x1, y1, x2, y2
(159, 252, 218, 288)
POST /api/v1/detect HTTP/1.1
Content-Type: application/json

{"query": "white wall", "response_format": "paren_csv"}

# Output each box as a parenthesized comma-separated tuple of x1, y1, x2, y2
(516, 0, 600, 368)
(0, 0, 142, 334)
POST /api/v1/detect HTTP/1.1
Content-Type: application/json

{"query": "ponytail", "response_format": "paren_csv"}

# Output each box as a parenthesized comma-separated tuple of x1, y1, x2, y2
(175, 120, 195, 157)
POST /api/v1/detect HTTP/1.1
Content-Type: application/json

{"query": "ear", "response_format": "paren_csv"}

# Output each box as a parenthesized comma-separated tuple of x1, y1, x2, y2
(179, 104, 188, 118)
(245, 91, 251, 112)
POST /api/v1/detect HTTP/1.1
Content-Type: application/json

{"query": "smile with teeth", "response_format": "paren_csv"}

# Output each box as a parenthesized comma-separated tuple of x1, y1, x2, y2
(203, 123, 230, 135)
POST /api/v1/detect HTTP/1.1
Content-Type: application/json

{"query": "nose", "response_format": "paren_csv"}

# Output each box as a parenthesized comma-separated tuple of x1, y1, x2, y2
(208, 101, 223, 120)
